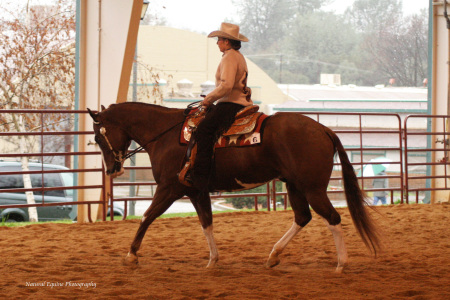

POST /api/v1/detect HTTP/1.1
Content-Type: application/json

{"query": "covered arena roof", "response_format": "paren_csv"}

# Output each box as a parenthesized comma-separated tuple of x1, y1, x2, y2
(274, 84, 428, 114)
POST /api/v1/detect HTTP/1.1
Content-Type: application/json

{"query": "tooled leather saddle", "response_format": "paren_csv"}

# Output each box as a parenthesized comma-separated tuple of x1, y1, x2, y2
(178, 104, 269, 187)
(180, 105, 268, 145)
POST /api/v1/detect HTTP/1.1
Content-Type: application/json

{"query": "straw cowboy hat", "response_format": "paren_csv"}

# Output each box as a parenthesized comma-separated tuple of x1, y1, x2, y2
(208, 22, 249, 42)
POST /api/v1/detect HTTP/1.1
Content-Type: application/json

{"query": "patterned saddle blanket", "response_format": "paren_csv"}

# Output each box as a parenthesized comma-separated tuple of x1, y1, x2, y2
(180, 105, 269, 148)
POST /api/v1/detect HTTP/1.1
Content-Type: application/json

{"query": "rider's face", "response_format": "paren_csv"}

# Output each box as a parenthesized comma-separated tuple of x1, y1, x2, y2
(217, 38, 230, 52)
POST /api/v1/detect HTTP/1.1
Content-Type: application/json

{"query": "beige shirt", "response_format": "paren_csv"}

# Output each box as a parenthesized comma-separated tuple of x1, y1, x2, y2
(204, 49, 253, 107)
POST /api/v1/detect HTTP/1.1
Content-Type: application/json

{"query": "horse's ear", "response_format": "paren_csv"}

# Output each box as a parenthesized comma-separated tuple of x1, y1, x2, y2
(101, 105, 106, 111)
(87, 108, 99, 123)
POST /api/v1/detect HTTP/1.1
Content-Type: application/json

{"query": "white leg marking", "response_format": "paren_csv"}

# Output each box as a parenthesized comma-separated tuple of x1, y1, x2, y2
(202, 225, 218, 268)
(267, 222, 302, 267)
(323, 219, 348, 273)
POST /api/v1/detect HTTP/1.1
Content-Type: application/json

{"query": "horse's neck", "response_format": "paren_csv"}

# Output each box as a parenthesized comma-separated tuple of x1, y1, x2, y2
(111, 103, 183, 145)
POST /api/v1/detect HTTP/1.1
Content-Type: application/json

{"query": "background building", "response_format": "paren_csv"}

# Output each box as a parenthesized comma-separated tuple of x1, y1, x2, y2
(128, 26, 288, 112)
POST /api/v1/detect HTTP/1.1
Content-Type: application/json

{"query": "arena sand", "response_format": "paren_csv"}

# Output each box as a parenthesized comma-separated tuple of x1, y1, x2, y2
(1, 204, 449, 299)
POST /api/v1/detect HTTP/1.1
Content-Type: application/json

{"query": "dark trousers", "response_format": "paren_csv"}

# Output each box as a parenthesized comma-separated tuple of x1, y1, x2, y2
(193, 102, 244, 187)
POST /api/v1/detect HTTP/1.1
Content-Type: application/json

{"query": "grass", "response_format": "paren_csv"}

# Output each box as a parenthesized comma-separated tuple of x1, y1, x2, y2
(0, 208, 263, 227)
(119, 208, 261, 221)
(1, 219, 73, 228)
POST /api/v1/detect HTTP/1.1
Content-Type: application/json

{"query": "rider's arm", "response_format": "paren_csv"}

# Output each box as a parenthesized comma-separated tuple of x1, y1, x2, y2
(203, 52, 237, 106)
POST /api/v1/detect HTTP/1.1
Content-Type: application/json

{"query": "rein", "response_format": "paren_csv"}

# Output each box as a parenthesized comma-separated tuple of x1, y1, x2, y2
(94, 119, 185, 163)
(122, 120, 184, 160)
(94, 102, 203, 163)
(124, 102, 204, 159)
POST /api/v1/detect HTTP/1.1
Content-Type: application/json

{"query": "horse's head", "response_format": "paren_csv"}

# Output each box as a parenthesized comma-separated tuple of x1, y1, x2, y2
(87, 106, 131, 178)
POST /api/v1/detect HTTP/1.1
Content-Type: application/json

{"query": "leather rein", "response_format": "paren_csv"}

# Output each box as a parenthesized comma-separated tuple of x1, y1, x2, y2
(93, 101, 203, 164)
(93, 119, 185, 163)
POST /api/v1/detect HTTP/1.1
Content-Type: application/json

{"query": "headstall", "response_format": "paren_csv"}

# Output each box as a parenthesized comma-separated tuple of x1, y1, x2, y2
(92, 119, 185, 163)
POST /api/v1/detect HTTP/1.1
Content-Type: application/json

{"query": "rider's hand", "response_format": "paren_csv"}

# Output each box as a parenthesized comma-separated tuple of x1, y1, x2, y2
(201, 99, 211, 109)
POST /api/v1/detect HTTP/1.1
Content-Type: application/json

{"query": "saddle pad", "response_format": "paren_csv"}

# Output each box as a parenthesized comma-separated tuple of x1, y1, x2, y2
(180, 112, 270, 148)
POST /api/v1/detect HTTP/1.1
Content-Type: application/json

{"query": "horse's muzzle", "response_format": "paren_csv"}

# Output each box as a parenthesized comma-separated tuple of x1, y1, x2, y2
(107, 161, 124, 178)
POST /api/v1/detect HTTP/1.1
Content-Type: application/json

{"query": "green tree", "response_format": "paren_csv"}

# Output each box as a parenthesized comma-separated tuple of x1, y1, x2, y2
(240, 0, 428, 87)
(346, 0, 428, 86)
(366, 10, 428, 86)
(287, 12, 362, 83)
(345, 0, 403, 32)
(234, 0, 294, 52)
(225, 181, 284, 209)
(235, 0, 329, 53)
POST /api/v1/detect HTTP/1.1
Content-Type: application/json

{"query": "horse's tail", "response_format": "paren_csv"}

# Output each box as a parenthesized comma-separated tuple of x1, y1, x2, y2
(324, 127, 381, 256)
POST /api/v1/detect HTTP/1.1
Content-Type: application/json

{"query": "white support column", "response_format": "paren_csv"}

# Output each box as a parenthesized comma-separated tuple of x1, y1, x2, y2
(77, 0, 142, 222)
(431, 1, 450, 203)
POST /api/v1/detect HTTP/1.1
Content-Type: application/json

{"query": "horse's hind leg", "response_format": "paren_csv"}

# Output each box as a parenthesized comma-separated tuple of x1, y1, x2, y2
(307, 190, 348, 273)
(266, 183, 312, 268)
(322, 218, 348, 273)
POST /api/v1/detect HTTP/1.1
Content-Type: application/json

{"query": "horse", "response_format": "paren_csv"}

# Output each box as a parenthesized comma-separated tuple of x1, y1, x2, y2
(88, 102, 380, 273)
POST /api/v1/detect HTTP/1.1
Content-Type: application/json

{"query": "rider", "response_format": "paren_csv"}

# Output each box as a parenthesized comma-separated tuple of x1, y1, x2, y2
(191, 22, 253, 191)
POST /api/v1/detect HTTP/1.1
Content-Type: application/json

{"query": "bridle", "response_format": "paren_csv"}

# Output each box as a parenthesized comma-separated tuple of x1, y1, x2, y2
(94, 124, 124, 163)
(93, 119, 185, 164)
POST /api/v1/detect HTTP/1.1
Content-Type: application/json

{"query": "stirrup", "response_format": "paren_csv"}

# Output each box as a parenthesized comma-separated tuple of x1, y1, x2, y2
(178, 164, 194, 187)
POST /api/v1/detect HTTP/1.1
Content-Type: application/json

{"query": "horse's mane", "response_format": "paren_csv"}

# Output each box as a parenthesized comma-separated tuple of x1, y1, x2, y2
(108, 102, 176, 113)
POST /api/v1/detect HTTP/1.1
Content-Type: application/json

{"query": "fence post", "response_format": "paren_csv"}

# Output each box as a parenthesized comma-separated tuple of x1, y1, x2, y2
(272, 180, 277, 211)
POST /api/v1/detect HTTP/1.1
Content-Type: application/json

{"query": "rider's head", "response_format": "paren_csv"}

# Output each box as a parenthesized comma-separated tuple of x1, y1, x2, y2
(208, 22, 248, 52)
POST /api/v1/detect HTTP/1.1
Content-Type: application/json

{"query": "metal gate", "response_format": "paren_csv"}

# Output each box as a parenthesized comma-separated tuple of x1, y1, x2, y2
(404, 115, 450, 203)
(300, 112, 404, 205)
(0, 109, 106, 222)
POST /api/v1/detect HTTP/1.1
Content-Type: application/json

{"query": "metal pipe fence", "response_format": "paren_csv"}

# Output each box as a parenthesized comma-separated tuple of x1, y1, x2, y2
(0, 109, 106, 223)
(404, 115, 450, 203)
(301, 112, 404, 205)
(0, 110, 446, 223)
(112, 112, 405, 218)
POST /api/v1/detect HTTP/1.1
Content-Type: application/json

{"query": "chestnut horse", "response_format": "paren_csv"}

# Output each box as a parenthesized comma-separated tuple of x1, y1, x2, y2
(88, 102, 380, 273)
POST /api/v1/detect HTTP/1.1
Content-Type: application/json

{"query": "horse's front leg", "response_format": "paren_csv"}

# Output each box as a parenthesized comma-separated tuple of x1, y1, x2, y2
(202, 224, 218, 268)
(124, 185, 180, 267)
(190, 191, 218, 268)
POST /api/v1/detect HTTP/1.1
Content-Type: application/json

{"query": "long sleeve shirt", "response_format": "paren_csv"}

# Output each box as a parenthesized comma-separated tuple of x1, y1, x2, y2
(204, 49, 253, 107)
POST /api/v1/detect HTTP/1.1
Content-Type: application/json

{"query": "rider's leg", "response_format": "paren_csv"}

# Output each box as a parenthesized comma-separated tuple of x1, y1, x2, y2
(192, 102, 244, 191)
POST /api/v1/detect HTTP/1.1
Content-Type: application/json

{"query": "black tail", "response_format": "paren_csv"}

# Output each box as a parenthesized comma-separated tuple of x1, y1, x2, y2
(325, 127, 381, 255)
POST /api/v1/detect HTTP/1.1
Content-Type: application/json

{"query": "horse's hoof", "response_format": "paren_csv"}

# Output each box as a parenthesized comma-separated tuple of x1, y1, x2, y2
(266, 256, 281, 268)
(123, 252, 139, 267)
(206, 259, 218, 269)
(335, 265, 345, 273)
